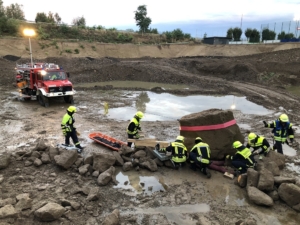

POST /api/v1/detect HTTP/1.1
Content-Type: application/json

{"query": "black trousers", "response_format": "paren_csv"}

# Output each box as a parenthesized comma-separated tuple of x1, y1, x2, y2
(65, 129, 79, 146)
(189, 152, 208, 174)
(273, 140, 283, 154)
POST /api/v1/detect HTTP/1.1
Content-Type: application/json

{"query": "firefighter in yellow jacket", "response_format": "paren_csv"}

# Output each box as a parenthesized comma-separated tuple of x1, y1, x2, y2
(61, 106, 83, 153)
(246, 133, 272, 160)
(127, 111, 144, 147)
(160, 135, 187, 169)
(189, 137, 211, 178)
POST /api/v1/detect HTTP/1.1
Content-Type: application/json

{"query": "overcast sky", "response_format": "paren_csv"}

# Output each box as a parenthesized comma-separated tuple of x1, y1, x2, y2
(3, 0, 300, 37)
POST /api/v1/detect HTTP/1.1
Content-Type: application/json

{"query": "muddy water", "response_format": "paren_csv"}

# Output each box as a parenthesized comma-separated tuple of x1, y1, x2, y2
(104, 92, 271, 121)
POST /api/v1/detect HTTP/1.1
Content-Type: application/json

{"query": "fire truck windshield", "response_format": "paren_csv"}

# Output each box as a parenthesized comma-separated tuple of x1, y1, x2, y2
(43, 72, 66, 81)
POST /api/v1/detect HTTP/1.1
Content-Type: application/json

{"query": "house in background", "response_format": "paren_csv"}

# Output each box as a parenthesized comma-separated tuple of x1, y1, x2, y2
(203, 37, 232, 45)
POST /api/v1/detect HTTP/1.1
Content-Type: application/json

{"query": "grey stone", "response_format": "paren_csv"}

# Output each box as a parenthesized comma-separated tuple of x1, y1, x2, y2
(247, 186, 274, 207)
(0, 205, 17, 219)
(274, 176, 296, 184)
(101, 209, 120, 225)
(278, 183, 300, 210)
(54, 149, 78, 169)
(123, 162, 132, 171)
(246, 168, 259, 187)
(97, 166, 115, 186)
(93, 153, 116, 173)
(257, 169, 274, 192)
(34, 202, 65, 222)
(0, 153, 11, 169)
(265, 161, 280, 176)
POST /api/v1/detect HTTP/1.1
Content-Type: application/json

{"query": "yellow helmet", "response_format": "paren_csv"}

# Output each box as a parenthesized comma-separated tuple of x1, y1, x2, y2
(195, 137, 203, 141)
(176, 135, 185, 142)
(135, 111, 144, 119)
(233, 141, 243, 149)
(67, 106, 76, 113)
(248, 133, 257, 141)
(279, 114, 289, 122)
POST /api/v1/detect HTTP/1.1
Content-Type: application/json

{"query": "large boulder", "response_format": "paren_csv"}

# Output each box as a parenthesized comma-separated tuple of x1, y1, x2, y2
(54, 149, 78, 169)
(266, 151, 285, 169)
(257, 169, 274, 192)
(247, 168, 259, 187)
(179, 109, 244, 159)
(247, 186, 274, 207)
(93, 153, 116, 173)
(97, 166, 115, 186)
(278, 183, 300, 211)
(113, 151, 124, 166)
(265, 161, 280, 176)
(139, 158, 158, 172)
(34, 202, 65, 222)
(274, 176, 296, 185)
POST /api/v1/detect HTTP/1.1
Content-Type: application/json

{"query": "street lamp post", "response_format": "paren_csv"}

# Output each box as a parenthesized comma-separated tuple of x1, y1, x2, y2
(23, 29, 36, 67)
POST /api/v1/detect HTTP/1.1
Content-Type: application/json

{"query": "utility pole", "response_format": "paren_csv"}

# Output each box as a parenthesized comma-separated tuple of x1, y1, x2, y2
(240, 14, 243, 29)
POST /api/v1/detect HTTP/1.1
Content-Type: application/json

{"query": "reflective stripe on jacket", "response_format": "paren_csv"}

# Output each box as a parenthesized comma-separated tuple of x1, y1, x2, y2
(127, 117, 139, 135)
(272, 120, 293, 142)
(190, 142, 210, 164)
(235, 147, 253, 166)
(61, 113, 74, 132)
(171, 142, 187, 163)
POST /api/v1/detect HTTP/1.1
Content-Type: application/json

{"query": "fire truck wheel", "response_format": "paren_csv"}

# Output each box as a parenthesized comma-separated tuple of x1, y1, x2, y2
(64, 95, 74, 104)
(38, 92, 49, 107)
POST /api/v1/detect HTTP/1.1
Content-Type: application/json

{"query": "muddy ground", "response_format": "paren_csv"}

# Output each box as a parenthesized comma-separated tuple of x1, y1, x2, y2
(1, 46, 300, 225)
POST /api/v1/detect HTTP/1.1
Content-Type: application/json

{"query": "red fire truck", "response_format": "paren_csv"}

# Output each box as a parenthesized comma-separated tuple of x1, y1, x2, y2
(16, 63, 75, 107)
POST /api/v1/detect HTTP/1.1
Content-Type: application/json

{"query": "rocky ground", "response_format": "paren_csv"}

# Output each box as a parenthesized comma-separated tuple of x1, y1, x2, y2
(1, 46, 300, 225)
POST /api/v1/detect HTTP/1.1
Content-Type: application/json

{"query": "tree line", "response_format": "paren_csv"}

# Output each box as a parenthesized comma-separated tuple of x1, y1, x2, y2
(226, 27, 297, 42)
(0, 1, 192, 43)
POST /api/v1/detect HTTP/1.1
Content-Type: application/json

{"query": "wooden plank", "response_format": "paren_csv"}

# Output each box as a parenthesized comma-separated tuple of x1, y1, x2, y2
(127, 139, 170, 148)
(223, 172, 234, 179)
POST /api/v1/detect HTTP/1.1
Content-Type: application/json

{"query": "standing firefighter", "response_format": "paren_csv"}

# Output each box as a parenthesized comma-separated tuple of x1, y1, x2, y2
(127, 111, 144, 147)
(263, 113, 294, 154)
(189, 137, 211, 178)
(61, 106, 83, 153)
(227, 141, 255, 175)
(246, 133, 272, 160)
(160, 135, 187, 169)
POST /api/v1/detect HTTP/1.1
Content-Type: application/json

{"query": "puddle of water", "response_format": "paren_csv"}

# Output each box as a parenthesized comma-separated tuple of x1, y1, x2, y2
(105, 92, 272, 121)
(282, 145, 297, 156)
(78, 81, 195, 90)
(121, 204, 210, 225)
(238, 124, 251, 130)
(286, 162, 300, 175)
(114, 170, 166, 195)
(293, 126, 300, 134)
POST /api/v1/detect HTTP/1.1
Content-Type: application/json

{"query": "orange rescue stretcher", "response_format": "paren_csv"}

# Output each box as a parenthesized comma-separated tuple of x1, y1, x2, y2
(89, 132, 127, 151)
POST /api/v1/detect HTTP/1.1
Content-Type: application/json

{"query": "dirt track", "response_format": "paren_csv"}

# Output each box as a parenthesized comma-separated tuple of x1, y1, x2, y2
(1, 42, 300, 225)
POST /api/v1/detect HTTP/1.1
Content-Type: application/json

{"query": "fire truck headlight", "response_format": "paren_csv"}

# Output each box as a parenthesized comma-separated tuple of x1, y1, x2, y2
(41, 70, 47, 75)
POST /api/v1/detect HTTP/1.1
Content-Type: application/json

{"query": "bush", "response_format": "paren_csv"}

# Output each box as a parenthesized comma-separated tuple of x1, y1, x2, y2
(91, 46, 96, 51)
(79, 44, 85, 49)
(74, 49, 79, 54)
(65, 49, 72, 53)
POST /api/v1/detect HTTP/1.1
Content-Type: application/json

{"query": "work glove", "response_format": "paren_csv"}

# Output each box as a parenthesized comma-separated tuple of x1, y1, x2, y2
(62, 130, 67, 136)
(159, 148, 166, 152)
(263, 121, 268, 127)
(226, 155, 231, 159)
(252, 150, 259, 155)
(196, 156, 202, 162)
(76, 131, 80, 136)
(137, 126, 141, 131)
(135, 134, 140, 139)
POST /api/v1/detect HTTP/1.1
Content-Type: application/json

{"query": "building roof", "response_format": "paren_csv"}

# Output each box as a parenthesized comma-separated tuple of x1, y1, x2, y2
(204, 37, 232, 40)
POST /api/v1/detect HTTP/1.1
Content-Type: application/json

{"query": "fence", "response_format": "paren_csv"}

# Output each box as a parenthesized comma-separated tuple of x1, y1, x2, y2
(261, 21, 300, 38)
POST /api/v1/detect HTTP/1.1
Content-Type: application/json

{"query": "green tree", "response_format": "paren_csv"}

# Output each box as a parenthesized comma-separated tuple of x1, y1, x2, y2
(285, 33, 295, 39)
(184, 33, 191, 39)
(245, 28, 252, 41)
(172, 28, 184, 41)
(163, 31, 172, 42)
(249, 29, 260, 43)
(277, 31, 285, 40)
(54, 12, 61, 24)
(226, 28, 233, 40)
(5, 3, 24, 20)
(72, 16, 86, 27)
(35, 12, 48, 23)
(0, 0, 5, 17)
(262, 29, 276, 41)
(149, 28, 158, 34)
(134, 5, 152, 33)
(232, 27, 242, 41)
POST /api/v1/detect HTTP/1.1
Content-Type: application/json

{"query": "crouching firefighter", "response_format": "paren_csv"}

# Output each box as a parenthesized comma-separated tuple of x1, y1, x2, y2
(127, 111, 144, 147)
(246, 133, 272, 160)
(61, 106, 83, 153)
(227, 141, 255, 175)
(160, 136, 187, 169)
(189, 137, 211, 178)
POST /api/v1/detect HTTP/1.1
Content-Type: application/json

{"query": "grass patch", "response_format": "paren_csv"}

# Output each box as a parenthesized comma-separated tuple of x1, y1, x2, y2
(74, 49, 79, 54)
(79, 44, 85, 49)
(286, 85, 300, 96)
(65, 49, 72, 53)
(91, 46, 96, 51)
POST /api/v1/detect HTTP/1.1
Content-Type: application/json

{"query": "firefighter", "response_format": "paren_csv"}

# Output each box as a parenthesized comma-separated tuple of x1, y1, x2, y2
(127, 111, 144, 147)
(246, 133, 272, 160)
(61, 106, 83, 153)
(226, 141, 255, 175)
(50, 74, 57, 80)
(160, 136, 187, 169)
(263, 113, 294, 154)
(189, 137, 211, 178)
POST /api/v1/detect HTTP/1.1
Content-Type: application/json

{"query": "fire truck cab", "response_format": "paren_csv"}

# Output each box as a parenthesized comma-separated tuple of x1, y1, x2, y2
(16, 63, 75, 107)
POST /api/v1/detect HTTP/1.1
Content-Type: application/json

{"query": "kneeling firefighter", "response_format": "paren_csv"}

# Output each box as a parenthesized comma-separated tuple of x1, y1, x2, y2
(189, 137, 211, 178)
